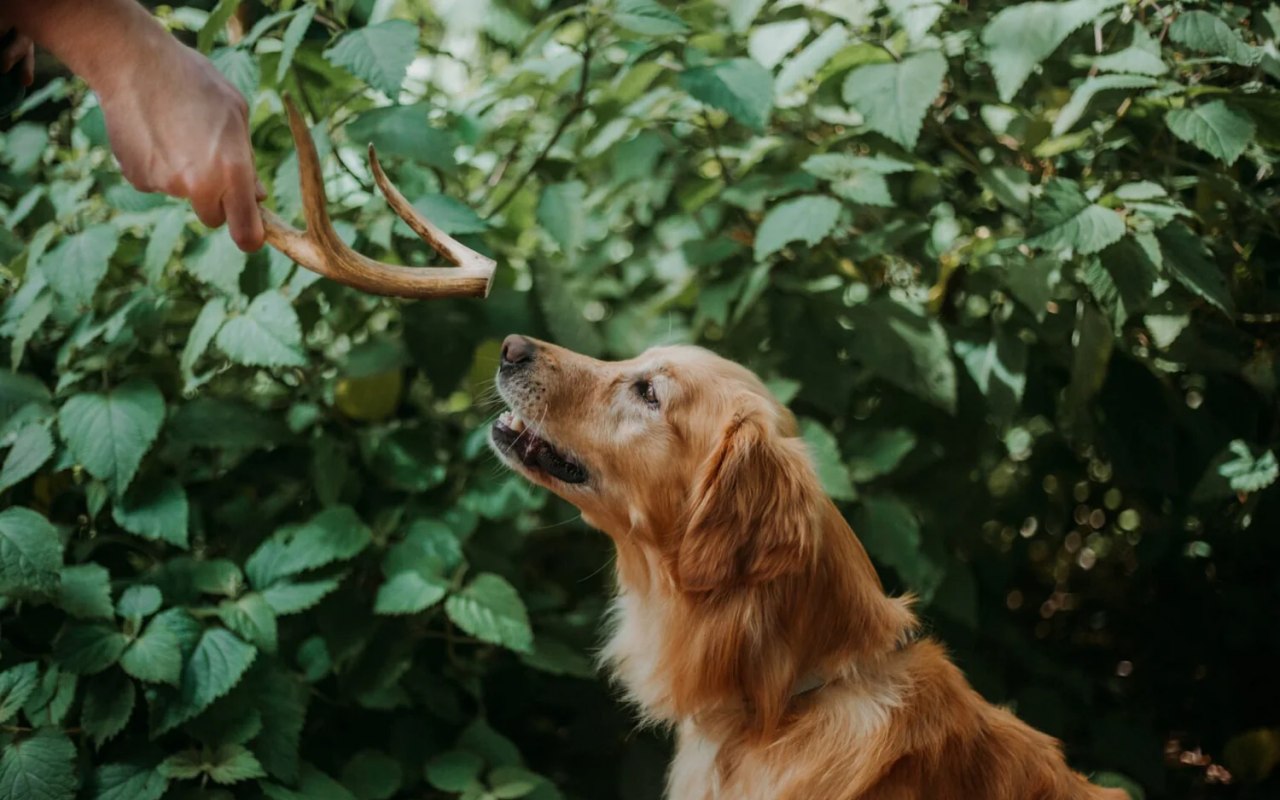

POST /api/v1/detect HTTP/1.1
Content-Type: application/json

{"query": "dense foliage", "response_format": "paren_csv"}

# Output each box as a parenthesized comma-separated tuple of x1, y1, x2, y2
(2, 0, 1279, 797)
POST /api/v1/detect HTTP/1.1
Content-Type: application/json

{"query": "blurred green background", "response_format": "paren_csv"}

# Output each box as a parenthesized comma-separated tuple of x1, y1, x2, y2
(2, 1, 1279, 798)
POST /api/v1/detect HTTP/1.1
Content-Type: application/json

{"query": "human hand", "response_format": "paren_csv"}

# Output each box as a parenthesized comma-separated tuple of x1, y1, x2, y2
(1, 27, 35, 86)
(95, 32, 265, 251)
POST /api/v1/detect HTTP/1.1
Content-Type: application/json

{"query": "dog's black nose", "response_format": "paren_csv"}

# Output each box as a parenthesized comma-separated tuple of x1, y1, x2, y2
(501, 335, 536, 368)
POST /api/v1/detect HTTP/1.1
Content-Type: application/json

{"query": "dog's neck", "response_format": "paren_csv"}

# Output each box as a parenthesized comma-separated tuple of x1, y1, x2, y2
(598, 501, 916, 735)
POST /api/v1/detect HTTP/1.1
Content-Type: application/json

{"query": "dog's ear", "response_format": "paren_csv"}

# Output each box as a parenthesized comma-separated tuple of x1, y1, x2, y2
(677, 404, 821, 592)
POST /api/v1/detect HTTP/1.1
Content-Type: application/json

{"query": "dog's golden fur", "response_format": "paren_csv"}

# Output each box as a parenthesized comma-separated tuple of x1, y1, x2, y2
(491, 337, 1124, 800)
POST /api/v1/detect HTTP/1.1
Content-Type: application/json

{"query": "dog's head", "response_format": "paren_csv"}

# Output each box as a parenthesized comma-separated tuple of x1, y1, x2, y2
(491, 334, 823, 592)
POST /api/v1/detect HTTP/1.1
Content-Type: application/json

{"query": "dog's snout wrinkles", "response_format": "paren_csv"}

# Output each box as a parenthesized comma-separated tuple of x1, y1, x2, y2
(501, 334, 536, 368)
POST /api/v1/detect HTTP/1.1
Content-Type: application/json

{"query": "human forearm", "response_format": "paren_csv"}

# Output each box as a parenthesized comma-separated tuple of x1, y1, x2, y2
(1, 0, 176, 96)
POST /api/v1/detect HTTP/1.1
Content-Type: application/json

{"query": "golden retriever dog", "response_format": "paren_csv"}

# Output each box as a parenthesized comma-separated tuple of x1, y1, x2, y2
(490, 334, 1125, 800)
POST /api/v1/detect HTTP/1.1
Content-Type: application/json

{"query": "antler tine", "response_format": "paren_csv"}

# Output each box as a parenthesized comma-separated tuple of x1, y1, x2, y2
(260, 95, 495, 299)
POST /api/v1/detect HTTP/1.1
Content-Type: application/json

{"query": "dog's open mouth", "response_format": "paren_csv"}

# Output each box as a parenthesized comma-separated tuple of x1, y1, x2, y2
(492, 410, 589, 485)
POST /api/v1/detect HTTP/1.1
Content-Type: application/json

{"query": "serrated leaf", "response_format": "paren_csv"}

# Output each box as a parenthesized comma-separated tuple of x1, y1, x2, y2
(120, 616, 183, 686)
(144, 207, 187, 283)
(210, 48, 260, 100)
(346, 106, 457, 170)
(324, 20, 418, 98)
(0, 663, 39, 724)
(53, 622, 128, 675)
(261, 578, 341, 615)
(955, 329, 1028, 423)
(87, 762, 168, 800)
(217, 593, 277, 654)
(799, 419, 856, 501)
(245, 506, 372, 588)
(842, 50, 947, 149)
(1157, 223, 1233, 314)
(277, 5, 317, 82)
(1028, 179, 1125, 255)
(187, 228, 247, 295)
(0, 423, 54, 493)
(342, 750, 402, 800)
(82, 670, 136, 747)
(117, 585, 163, 620)
(1166, 101, 1255, 166)
(0, 507, 61, 597)
(982, 0, 1123, 102)
(1052, 74, 1158, 136)
(446, 573, 533, 653)
(198, 0, 242, 52)
(40, 224, 119, 308)
(0, 729, 77, 800)
(406, 194, 487, 235)
(1094, 23, 1167, 76)
(182, 297, 228, 383)
(1219, 441, 1279, 494)
(853, 494, 943, 602)
(252, 664, 309, 782)
(776, 23, 848, 96)
(58, 563, 114, 620)
(749, 20, 810, 69)
(216, 291, 307, 367)
(21, 665, 76, 727)
(163, 744, 266, 785)
(112, 477, 189, 549)
(154, 628, 257, 735)
(1170, 10, 1260, 66)
(850, 297, 957, 413)
(754, 195, 842, 261)
(615, 0, 689, 36)
(679, 58, 774, 132)
(58, 379, 164, 493)
(374, 571, 449, 615)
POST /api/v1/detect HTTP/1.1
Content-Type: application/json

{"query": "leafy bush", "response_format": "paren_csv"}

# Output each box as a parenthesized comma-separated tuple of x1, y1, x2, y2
(2, 0, 1279, 798)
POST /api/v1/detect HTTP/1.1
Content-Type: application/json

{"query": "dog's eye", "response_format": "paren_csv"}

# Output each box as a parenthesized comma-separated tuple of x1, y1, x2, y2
(634, 379, 660, 409)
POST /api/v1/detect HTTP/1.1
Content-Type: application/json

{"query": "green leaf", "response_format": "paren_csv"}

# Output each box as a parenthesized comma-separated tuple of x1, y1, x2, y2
(58, 378, 165, 493)
(537, 181, 587, 253)
(143, 207, 187, 283)
(776, 23, 849, 96)
(406, 194, 488, 235)
(1157, 223, 1234, 314)
(1028, 179, 1125, 255)
(1170, 10, 1261, 66)
(263, 764, 357, 800)
(0, 507, 61, 598)
(112, 477, 189, 549)
(58, 563, 114, 620)
(754, 195, 842, 261)
(0, 729, 77, 800)
(615, 0, 689, 36)
(210, 48, 260, 100)
(749, 20, 810, 69)
(41, 224, 119, 308)
(87, 762, 168, 800)
(163, 744, 266, 785)
(342, 750, 402, 800)
(847, 429, 917, 482)
(181, 297, 228, 383)
(426, 751, 484, 793)
(324, 20, 418, 98)
(246, 506, 372, 588)
(849, 298, 957, 413)
(853, 494, 943, 602)
(198, 0, 242, 52)
(1051, 74, 1158, 136)
(277, 5, 317, 82)
(186, 228, 247, 295)
(0, 663, 39, 724)
(346, 105, 457, 171)
(82, 670, 136, 747)
(955, 330, 1028, 424)
(1166, 101, 1256, 166)
(119, 616, 183, 686)
(154, 628, 257, 735)
(0, 423, 54, 493)
(217, 593, 278, 654)
(445, 573, 534, 653)
(841, 50, 947, 149)
(679, 58, 774, 131)
(215, 291, 307, 367)
(21, 666, 76, 727)
(53, 622, 128, 675)
(261, 578, 341, 616)
(1094, 23, 1167, 76)
(982, 0, 1122, 102)
(798, 419, 857, 501)
(117, 585, 163, 620)
(1091, 772, 1146, 800)
(251, 664, 309, 782)
(374, 570, 449, 615)
(1218, 441, 1279, 495)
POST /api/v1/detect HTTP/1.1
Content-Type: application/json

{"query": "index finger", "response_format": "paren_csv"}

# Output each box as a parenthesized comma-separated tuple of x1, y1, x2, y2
(223, 163, 265, 253)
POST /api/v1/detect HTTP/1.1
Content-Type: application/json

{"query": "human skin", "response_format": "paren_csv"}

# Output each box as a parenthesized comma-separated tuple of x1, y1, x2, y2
(1, 0, 265, 251)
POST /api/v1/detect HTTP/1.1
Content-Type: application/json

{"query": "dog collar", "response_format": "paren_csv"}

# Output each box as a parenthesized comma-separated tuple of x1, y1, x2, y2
(790, 627, 922, 699)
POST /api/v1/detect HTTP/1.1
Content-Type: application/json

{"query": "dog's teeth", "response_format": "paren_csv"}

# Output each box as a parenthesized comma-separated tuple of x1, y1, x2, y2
(510, 416, 526, 432)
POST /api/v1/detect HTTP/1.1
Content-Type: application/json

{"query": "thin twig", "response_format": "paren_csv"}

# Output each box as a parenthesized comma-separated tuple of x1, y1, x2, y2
(702, 112, 736, 186)
(485, 33, 594, 218)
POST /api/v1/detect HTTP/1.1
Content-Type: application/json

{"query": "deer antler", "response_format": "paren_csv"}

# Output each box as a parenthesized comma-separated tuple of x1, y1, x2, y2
(260, 96, 495, 299)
